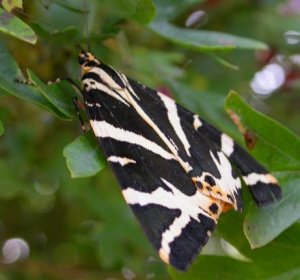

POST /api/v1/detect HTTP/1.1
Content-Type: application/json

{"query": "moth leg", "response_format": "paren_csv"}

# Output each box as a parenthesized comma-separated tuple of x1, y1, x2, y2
(72, 97, 87, 133)
(14, 78, 34, 85)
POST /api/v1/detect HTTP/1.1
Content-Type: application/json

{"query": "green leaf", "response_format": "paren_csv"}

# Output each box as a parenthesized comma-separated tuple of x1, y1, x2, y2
(0, 43, 68, 119)
(129, 48, 185, 85)
(52, 0, 88, 13)
(31, 24, 81, 44)
(0, 41, 20, 78)
(209, 52, 240, 71)
(169, 255, 256, 280)
(153, 0, 200, 20)
(0, 7, 36, 44)
(150, 21, 268, 52)
(63, 132, 105, 178)
(105, 0, 156, 24)
(225, 91, 300, 170)
(0, 119, 4, 135)
(27, 70, 76, 118)
(132, 0, 156, 24)
(244, 172, 300, 248)
(2, 0, 22, 12)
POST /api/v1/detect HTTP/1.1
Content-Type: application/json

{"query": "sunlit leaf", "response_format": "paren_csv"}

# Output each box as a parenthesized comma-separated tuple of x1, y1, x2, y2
(0, 7, 36, 44)
(2, 0, 22, 12)
(225, 91, 300, 170)
(63, 132, 105, 178)
(150, 21, 268, 51)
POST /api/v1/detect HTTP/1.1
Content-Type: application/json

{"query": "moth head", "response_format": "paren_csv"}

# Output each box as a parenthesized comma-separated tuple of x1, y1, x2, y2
(78, 52, 100, 74)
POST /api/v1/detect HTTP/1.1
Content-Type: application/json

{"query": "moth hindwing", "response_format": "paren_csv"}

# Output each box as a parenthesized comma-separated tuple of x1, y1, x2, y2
(77, 51, 281, 271)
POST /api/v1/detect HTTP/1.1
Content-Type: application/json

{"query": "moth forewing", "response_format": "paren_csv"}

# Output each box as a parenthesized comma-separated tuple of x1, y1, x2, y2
(78, 51, 281, 271)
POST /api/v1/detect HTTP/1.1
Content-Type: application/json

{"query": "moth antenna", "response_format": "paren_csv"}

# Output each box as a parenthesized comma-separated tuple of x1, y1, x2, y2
(83, 0, 91, 52)
(76, 44, 86, 53)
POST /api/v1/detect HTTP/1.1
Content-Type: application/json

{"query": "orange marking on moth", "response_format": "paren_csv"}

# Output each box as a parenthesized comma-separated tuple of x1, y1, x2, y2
(81, 66, 92, 75)
(193, 177, 228, 201)
(192, 177, 238, 212)
(159, 249, 170, 264)
(266, 174, 278, 184)
(221, 202, 234, 213)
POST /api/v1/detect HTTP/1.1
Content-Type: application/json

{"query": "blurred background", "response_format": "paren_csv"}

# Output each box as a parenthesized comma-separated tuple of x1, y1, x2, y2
(0, 0, 300, 279)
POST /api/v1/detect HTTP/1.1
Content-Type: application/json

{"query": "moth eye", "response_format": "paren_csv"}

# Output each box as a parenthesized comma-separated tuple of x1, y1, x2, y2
(78, 54, 86, 65)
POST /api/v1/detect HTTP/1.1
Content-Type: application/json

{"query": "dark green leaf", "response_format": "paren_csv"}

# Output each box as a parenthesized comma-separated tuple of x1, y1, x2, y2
(128, 49, 185, 85)
(225, 91, 300, 170)
(0, 119, 4, 135)
(63, 132, 105, 178)
(27, 70, 76, 118)
(150, 21, 268, 52)
(244, 172, 300, 248)
(132, 0, 156, 24)
(31, 24, 81, 44)
(52, 0, 88, 13)
(169, 255, 256, 280)
(0, 7, 36, 44)
(105, 0, 156, 24)
(153, 0, 200, 20)
(0, 41, 20, 78)
(0, 43, 68, 119)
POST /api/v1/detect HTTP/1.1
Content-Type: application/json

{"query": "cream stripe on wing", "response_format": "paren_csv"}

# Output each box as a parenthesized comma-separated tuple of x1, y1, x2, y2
(87, 67, 192, 172)
(89, 67, 123, 90)
(210, 151, 241, 209)
(242, 173, 278, 186)
(221, 133, 234, 157)
(160, 215, 190, 256)
(108, 156, 136, 166)
(122, 178, 219, 221)
(118, 73, 140, 100)
(122, 87, 192, 172)
(90, 120, 175, 160)
(159, 93, 191, 157)
(193, 115, 202, 130)
(83, 78, 129, 106)
(122, 178, 220, 262)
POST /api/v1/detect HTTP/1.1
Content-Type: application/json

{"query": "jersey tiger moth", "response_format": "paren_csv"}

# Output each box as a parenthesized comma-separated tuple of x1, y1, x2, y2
(78, 51, 281, 271)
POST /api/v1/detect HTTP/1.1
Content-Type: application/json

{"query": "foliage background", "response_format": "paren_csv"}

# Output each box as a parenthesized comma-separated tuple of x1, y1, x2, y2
(0, 0, 300, 279)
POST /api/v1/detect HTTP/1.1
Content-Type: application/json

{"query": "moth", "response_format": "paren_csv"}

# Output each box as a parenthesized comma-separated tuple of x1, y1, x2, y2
(78, 51, 281, 270)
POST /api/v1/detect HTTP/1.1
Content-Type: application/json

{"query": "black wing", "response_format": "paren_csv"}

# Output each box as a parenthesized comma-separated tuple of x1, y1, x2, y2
(79, 56, 281, 270)
(189, 115, 281, 206)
